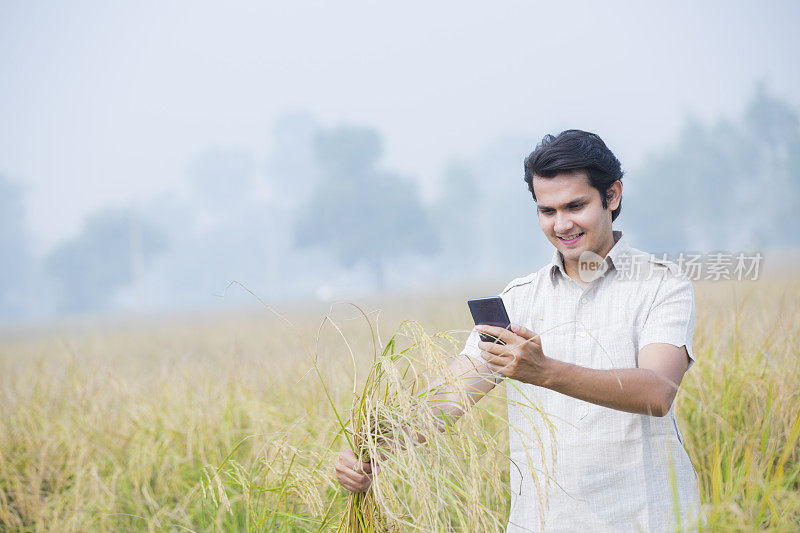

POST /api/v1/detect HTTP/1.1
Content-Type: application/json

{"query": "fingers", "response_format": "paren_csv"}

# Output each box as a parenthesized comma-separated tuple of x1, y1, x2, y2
(478, 326, 540, 353)
(334, 450, 376, 493)
(335, 467, 371, 492)
(476, 325, 514, 344)
(338, 449, 371, 470)
(481, 351, 514, 374)
(478, 338, 520, 376)
(337, 468, 371, 492)
(510, 323, 538, 341)
(477, 340, 508, 356)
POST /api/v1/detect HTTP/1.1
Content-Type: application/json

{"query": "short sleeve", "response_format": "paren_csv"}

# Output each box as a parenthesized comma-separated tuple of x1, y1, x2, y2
(639, 271, 696, 368)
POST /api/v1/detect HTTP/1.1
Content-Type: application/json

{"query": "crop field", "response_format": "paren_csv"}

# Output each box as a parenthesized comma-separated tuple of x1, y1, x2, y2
(1, 278, 799, 531)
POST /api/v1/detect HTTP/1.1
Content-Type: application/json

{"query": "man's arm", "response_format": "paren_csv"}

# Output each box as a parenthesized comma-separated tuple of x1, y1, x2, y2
(415, 353, 501, 432)
(477, 324, 689, 417)
(540, 342, 689, 417)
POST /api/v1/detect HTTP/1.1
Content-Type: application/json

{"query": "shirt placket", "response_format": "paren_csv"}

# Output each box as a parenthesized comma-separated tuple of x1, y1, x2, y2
(574, 288, 594, 368)
(558, 271, 597, 366)
(577, 282, 598, 421)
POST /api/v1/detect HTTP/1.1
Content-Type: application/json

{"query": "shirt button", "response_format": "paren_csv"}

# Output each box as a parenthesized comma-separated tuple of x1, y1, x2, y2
(578, 331, 587, 338)
(581, 297, 588, 304)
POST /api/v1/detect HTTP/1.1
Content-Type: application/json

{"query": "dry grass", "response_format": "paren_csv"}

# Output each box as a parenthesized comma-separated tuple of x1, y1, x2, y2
(0, 278, 798, 531)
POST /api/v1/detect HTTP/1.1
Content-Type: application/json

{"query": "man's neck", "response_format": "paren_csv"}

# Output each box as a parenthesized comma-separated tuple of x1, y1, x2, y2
(562, 231, 617, 286)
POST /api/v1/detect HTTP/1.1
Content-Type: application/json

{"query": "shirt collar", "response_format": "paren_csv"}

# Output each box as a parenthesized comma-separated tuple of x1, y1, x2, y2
(606, 230, 632, 271)
(549, 230, 630, 284)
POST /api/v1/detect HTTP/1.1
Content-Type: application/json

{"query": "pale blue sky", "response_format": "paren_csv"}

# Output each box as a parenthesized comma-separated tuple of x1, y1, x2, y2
(2, 1, 799, 252)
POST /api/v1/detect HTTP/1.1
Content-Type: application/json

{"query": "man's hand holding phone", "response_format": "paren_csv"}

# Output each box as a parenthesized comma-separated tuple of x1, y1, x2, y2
(476, 323, 550, 386)
(468, 296, 549, 385)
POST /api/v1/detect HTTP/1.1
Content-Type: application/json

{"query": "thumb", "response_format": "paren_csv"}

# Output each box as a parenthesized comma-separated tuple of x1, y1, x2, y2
(510, 323, 537, 341)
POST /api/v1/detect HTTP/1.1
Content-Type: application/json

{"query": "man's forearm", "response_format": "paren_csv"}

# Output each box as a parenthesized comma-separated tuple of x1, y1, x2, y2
(407, 355, 500, 443)
(541, 358, 675, 416)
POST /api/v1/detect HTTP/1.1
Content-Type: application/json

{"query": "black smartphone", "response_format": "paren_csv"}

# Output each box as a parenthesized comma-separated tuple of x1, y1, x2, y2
(467, 296, 511, 344)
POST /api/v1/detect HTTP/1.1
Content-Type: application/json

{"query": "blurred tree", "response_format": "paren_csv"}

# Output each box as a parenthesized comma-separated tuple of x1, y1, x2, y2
(0, 175, 33, 320)
(187, 146, 255, 229)
(471, 134, 544, 275)
(432, 162, 481, 279)
(741, 83, 800, 249)
(294, 126, 439, 289)
(627, 118, 753, 251)
(267, 111, 318, 209)
(627, 83, 800, 252)
(264, 112, 342, 300)
(45, 208, 166, 313)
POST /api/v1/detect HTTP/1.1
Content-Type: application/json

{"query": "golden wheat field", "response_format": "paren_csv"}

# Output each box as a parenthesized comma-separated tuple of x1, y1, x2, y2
(1, 276, 799, 532)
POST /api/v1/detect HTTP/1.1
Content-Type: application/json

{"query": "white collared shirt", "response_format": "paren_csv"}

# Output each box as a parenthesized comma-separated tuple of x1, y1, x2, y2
(461, 231, 701, 532)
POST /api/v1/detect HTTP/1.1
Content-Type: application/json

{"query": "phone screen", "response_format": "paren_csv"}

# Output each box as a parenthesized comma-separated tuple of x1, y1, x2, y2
(467, 296, 511, 344)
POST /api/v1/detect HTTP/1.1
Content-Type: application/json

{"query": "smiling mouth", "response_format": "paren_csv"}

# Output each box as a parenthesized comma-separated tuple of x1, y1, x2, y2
(557, 232, 584, 244)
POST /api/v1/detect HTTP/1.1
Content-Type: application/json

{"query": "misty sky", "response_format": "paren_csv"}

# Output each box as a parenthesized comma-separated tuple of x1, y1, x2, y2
(2, 1, 799, 253)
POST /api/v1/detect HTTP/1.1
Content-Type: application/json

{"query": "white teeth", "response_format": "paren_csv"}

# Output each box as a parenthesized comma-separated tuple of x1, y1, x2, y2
(559, 233, 583, 240)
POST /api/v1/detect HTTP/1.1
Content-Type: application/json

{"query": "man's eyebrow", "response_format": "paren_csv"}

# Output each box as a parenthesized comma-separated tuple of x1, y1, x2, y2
(537, 196, 591, 210)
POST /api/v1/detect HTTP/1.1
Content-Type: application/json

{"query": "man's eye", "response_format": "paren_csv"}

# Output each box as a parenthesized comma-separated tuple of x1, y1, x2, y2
(570, 204, 584, 211)
(539, 210, 554, 216)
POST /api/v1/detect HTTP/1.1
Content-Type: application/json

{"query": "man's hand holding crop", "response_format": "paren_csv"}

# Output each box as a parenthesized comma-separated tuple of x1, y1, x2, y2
(334, 449, 378, 493)
(477, 324, 550, 386)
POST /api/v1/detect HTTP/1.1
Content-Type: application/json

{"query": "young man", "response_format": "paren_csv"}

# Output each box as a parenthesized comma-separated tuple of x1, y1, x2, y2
(335, 130, 701, 531)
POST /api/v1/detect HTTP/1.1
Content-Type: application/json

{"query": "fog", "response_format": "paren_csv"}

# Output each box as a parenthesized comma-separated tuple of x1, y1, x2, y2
(1, 1, 799, 323)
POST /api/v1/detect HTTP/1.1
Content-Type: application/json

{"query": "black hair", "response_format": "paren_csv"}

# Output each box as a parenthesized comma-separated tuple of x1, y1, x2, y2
(523, 129, 624, 221)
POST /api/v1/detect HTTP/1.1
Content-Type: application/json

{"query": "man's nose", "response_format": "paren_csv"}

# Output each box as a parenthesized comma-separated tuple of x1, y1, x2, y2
(554, 212, 573, 233)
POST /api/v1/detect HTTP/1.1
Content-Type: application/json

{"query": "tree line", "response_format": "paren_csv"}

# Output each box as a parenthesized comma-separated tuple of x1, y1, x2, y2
(1, 85, 798, 322)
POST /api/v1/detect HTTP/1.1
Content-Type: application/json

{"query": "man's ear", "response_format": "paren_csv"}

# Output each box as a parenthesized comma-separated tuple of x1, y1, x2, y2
(606, 180, 622, 209)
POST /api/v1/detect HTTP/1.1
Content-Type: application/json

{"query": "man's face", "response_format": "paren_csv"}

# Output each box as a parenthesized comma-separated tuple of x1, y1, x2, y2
(533, 170, 622, 264)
